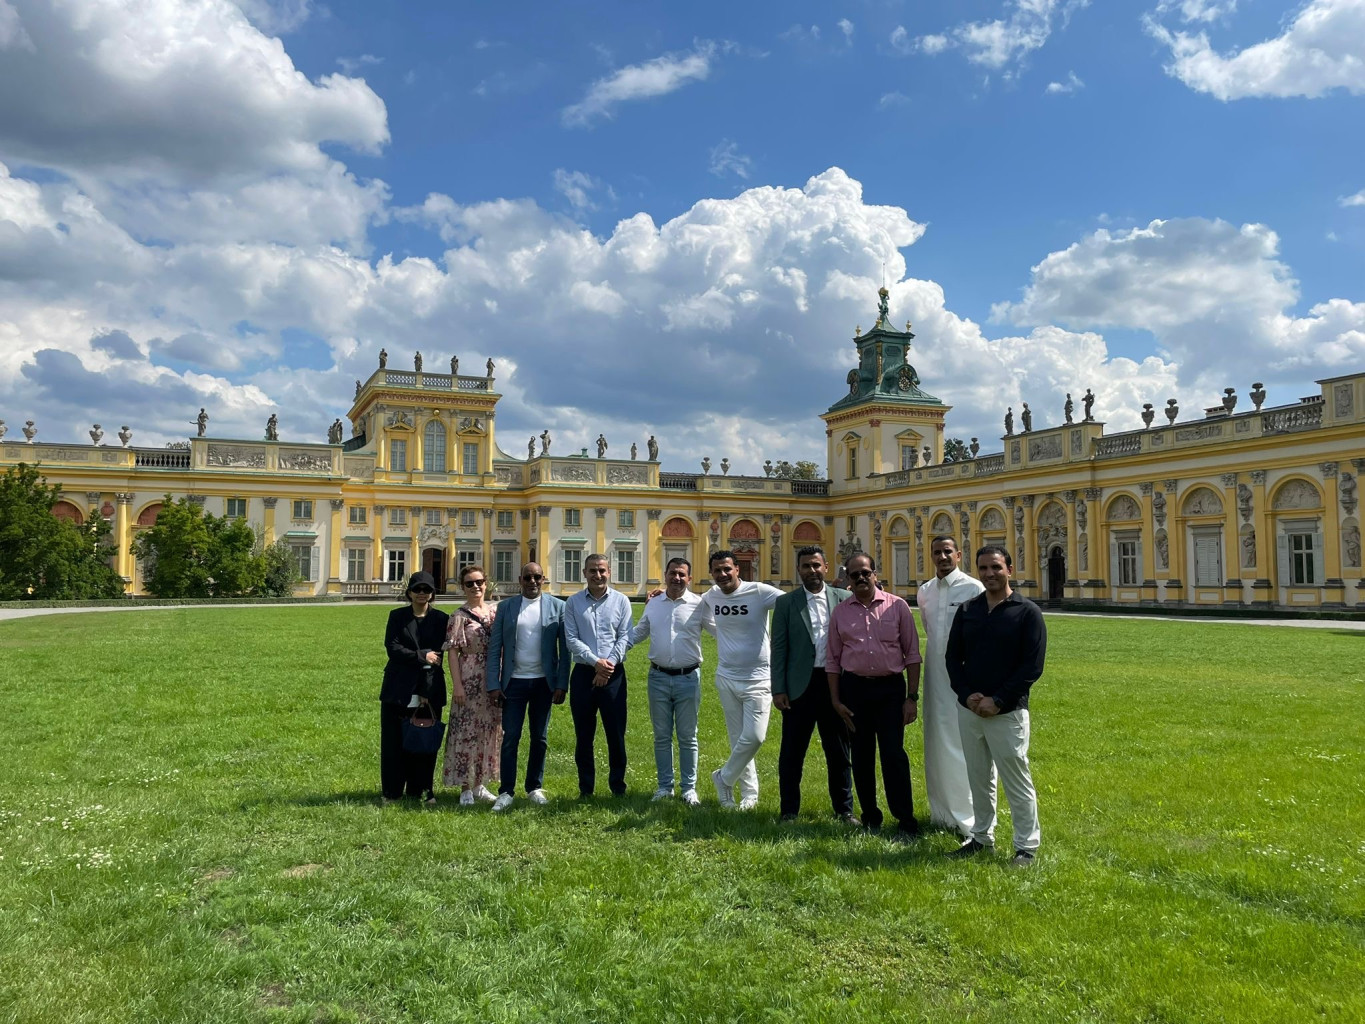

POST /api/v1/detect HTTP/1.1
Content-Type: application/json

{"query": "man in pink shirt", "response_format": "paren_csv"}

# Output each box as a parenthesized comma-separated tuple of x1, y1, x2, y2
(826, 552, 922, 838)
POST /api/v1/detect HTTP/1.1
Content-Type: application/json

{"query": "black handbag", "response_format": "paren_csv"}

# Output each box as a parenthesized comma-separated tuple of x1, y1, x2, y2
(401, 698, 446, 754)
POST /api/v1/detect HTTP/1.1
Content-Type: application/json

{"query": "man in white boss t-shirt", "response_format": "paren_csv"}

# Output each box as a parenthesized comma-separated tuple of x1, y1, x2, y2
(702, 549, 784, 810)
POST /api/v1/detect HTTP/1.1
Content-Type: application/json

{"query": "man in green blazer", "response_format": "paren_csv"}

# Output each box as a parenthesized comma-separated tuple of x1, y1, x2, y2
(771, 545, 856, 823)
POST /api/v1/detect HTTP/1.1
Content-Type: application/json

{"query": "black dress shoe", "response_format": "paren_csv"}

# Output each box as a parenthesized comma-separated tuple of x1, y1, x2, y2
(837, 813, 862, 827)
(1008, 850, 1036, 869)
(947, 838, 990, 859)
(891, 821, 921, 842)
(779, 812, 798, 822)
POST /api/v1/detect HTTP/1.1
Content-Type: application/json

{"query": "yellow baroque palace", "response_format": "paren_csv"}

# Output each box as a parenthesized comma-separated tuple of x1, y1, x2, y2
(6, 298, 1364, 611)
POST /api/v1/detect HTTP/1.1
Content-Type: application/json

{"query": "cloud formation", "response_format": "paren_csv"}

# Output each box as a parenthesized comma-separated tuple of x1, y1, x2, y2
(1146, 0, 1365, 99)
(562, 43, 717, 126)
(899, 0, 1089, 74)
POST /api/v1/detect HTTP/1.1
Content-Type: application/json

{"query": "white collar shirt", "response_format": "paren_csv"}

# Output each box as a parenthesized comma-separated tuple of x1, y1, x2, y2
(627, 590, 705, 669)
(916, 568, 985, 653)
(805, 586, 830, 667)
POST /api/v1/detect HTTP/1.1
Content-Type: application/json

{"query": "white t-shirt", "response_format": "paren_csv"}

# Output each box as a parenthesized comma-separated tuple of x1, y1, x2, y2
(700, 581, 784, 682)
(512, 596, 545, 679)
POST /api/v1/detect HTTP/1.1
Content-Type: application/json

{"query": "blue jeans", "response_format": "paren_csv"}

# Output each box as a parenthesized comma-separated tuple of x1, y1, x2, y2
(647, 667, 701, 792)
(498, 676, 553, 796)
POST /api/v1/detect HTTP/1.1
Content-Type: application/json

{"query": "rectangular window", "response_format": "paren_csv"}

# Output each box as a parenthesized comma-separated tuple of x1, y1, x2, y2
(291, 499, 313, 520)
(386, 549, 406, 582)
(389, 507, 407, 527)
(225, 497, 247, 519)
(1117, 539, 1140, 586)
(901, 445, 915, 471)
(847, 447, 858, 479)
(425, 508, 443, 526)
(389, 439, 407, 472)
(1289, 532, 1317, 585)
(846, 515, 856, 534)
(564, 508, 581, 529)
(346, 548, 367, 582)
(497, 510, 514, 529)
(290, 543, 318, 582)
(348, 505, 367, 525)
(457, 549, 479, 576)
(617, 509, 635, 529)
(563, 547, 583, 584)
(616, 548, 636, 584)
(495, 549, 515, 583)
(424, 428, 446, 473)
(463, 442, 479, 476)
(460, 509, 477, 528)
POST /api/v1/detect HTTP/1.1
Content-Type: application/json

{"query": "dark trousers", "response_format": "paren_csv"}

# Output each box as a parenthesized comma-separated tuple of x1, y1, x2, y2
(380, 701, 438, 799)
(777, 669, 853, 816)
(842, 673, 915, 829)
(569, 663, 628, 795)
(499, 676, 554, 796)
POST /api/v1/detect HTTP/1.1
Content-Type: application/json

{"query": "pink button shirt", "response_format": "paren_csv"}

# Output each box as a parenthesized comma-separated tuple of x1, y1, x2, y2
(826, 590, 922, 678)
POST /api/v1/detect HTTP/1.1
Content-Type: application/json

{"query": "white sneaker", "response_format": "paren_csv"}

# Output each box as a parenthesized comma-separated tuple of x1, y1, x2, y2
(711, 768, 735, 808)
(681, 789, 701, 807)
(473, 785, 497, 803)
(651, 787, 673, 802)
(491, 793, 514, 812)
(738, 796, 758, 811)
(527, 788, 549, 806)
(459, 789, 475, 807)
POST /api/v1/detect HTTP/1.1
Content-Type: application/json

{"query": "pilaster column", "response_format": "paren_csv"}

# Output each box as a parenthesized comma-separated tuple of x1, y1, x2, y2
(519, 508, 531, 571)
(1320, 462, 1345, 606)
(482, 410, 496, 475)
(1139, 483, 1157, 603)
(646, 509, 662, 585)
(537, 506, 552, 578)
(408, 505, 421, 579)
(262, 496, 278, 545)
(778, 513, 793, 586)
(114, 493, 134, 584)
(1219, 473, 1243, 605)
(1062, 490, 1080, 596)
(1082, 489, 1104, 590)
(372, 505, 386, 581)
(1161, 481, 1182, 593)
(1020, 494, 1036, 595)
(594, 507, 608, 555)
(482, 507, 494, 576)
(412, 421, 425, 475)
(823, 515, 836, 564)
(327, 498, 344, 593)
(1249, 471, 1272, 603)
(446, 507, 459, 586)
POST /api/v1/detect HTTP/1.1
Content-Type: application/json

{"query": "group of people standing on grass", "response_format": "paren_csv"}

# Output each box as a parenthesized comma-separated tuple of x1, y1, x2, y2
(379, 536, 1047, 866)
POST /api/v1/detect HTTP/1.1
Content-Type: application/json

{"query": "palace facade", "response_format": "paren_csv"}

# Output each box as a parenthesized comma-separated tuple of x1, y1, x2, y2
(6, 295, 1364, 610)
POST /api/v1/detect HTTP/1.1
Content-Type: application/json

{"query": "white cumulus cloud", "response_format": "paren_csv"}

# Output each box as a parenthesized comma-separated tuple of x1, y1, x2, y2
(1145, 0, 1365, 99)
(907, 0, 1090, 74)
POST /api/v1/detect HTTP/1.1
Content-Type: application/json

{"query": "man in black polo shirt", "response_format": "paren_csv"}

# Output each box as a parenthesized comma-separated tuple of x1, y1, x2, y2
(944, 545, 1046, 867)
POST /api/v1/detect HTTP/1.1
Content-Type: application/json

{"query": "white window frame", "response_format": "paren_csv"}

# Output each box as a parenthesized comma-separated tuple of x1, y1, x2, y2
(290, 542, 318, 582)
(348, 505, 367, 525)
(423, 421, 446, 473)
(616, 548, 636, 584)
(617, 509, 635, 530)
(225, 497, 247, 519)
(460, 509, 478, 528)
(291, 499, 313, 521)
(389, 507, 407, 527)
(463, 442, 479, 476)
(564, 508, 581, 530)
(389, 439, 407, 472)
(1277, 518, 1325, 586)
(494, 549, 515, 584)
(497, 510, 514, 529)
(424, 508, 443, 526)
(1115, 536, 1140, 587)
(346, 547, 367, 582)
(386, 549, 407, 582)
(562, 545, 584, 584)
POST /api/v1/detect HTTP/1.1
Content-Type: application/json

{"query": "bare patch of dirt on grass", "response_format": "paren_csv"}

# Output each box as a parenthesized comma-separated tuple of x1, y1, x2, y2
(281, 862, 330, 878)
(200, 867, 235, 882)
(259, 983, 292, 1008)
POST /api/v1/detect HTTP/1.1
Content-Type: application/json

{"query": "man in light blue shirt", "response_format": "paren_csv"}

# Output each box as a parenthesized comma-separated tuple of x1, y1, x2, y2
(564, 552, 634, 796)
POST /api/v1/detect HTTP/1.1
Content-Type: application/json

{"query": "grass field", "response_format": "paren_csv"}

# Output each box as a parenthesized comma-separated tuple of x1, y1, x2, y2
(1, 605, 1362, 1023)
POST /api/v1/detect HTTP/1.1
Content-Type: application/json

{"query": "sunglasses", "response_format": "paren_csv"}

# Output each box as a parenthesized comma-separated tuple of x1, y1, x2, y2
(463, 578, 487, 588)
(847, 570, 874, 580)
(410, 586, 434, 594)
(521, 574, 544, 582)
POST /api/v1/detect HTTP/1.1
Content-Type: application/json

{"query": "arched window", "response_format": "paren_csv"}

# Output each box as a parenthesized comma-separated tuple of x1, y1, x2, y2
(423, 420, 447, 472)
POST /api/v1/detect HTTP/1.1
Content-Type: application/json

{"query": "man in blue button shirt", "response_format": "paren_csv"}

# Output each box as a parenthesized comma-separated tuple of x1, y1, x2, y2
(564, 553, 634, 796)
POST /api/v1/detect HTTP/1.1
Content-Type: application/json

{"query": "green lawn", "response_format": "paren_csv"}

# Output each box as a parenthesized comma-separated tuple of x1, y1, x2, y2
(1, 606, 1362, 1023)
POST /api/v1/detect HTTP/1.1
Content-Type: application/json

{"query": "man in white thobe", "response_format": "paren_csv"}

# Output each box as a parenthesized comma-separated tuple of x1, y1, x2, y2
(916, 534, 984, 837)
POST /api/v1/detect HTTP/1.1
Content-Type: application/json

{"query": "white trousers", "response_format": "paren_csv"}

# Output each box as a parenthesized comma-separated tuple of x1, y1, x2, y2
(714, 672, 771, 803)
(956, 704, 1040, 854)
(922, 662, 975, 837)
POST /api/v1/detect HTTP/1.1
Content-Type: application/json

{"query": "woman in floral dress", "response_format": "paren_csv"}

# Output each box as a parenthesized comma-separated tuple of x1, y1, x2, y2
(442, 564, 502, 805)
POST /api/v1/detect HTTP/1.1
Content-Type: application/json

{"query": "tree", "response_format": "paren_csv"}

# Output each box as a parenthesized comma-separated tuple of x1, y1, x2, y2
(0, 463, 126, 600)
(942, 438, 971, 463)
(259, 538, 303, 597)
(772, 460, 823, 480)
(135, 496, 270, 598)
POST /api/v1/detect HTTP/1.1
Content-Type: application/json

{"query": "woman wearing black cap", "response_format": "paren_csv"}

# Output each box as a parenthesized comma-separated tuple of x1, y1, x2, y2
(380, 570, 451, 804)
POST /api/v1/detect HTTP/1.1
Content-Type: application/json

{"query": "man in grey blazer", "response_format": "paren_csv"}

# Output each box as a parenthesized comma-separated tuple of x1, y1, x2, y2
(771, 545, 856, 823)
(487, 562, 571, 811)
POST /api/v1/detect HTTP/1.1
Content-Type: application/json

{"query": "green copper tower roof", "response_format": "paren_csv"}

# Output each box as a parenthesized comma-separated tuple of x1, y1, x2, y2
(826, 287, 945, 413)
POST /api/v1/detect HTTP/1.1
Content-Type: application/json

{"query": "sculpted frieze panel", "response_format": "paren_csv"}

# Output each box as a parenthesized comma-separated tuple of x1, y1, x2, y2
(1107, 495, 1141, 521)
(1028, 436, 1062, 461)
(552, 463, 596, 483)
(279, 450, 334, 472)
(1271, 479, 1322, 510)
(207, 444, 266, 469)
(1181, 487, 1223, 516)
(607, 465, 649, 485)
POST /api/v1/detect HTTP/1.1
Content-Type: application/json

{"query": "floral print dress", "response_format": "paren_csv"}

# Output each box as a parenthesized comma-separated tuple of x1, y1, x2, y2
(441, 605, 502, 789)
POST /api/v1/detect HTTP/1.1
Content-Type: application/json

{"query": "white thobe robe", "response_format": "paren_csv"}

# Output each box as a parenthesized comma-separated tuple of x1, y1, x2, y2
(917, 568, 985, 836)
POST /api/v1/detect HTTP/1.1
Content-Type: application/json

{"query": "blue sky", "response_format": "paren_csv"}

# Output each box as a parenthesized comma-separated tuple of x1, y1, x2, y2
(1, 0, 1363, 471)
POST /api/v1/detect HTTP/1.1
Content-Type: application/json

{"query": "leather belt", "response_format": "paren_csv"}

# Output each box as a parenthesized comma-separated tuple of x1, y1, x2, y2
(651, 662, 699, 676)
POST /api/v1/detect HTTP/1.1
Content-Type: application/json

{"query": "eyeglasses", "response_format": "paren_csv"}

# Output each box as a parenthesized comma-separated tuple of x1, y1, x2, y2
(847, 570, 874, 580)
(520, 574, 544, 582)
(410, 586, 434, 594)
(463, 578, 487, 588)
